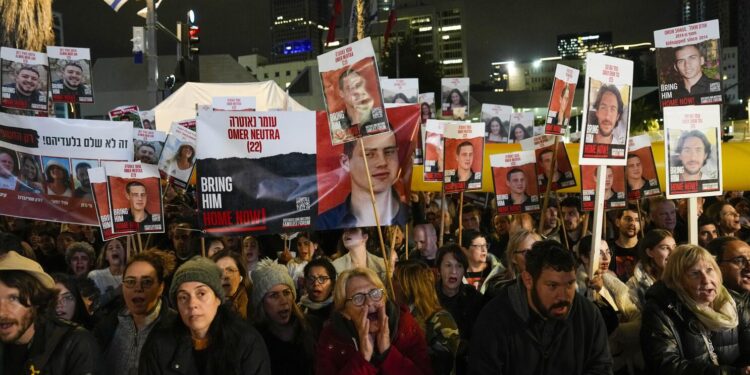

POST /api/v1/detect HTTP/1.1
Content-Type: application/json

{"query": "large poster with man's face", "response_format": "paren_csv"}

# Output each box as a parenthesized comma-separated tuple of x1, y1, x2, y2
(581, 165, 626, 211)
(520, 135, 576, 193)
(89, 167, 123, 241)
(654, 20, 721, 108)
(441, 77, 469, 120)
(508, 112, 534, 144)
(315, 105, 419, 230)
(626, 135, 661, 200)
(133, 129, 166, 165)
(0, 112, 132, 225)
(105, 162, 164, 234)
(47, 46, 94, 104)
(196, 110, 318, 235)
(482, 104, 512, 144)
(380, 78, 418, 107)
(579, 53, 633, 166)
(664, 105, 722, 198)
(158, 123, 197, 190)
(1, 47, 48, 112)
(443, 122, 483, 193)
(318, 37, 390, 145)
(109, 105, 143, 128)
(545, 64, 579, 135)
(490, 151, 540, 215)
(423, 119, 448, 182)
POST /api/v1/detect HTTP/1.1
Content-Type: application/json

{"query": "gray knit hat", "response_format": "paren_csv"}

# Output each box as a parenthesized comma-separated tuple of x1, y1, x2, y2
(250, 258, 296, 311)
(169, 256, 225, 305)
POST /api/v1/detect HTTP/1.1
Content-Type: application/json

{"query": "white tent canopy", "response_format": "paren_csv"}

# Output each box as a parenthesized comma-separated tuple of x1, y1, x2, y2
(153, 81, 309, 132)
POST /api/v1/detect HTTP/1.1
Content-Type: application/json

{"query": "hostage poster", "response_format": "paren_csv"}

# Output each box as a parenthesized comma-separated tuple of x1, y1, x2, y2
(626, 135, 661, 200)
(0, 112, 132, 224)
(196, 110, 317, 235)
(580, 165, 626, 211)
(109, 105, 143, 128)
(508, 112, 534, 143)
(482, 104, 512, 143)
(47, 46, 94, 104)
(1, 47, 48, 112)
(440, 77, 469, 120)
(423, 119, 448, 182)
(89, 167, 118, 241)
(490, 150, 540, 215)
(654, 20, 721, 108)
(318, 37, 389, 145)
(664, 105, 722, 198)
(520, 135, 576, 193)
(133, 128, 166, 165)
(105, 162, 164, 234)
(315, 105, 419, 230)
(443, 122, 483, 193)
(158, 123, 197, 189)
(579, 53, 633, 165)
(380, 78, 418, 107)
(545, 64, 579, 135)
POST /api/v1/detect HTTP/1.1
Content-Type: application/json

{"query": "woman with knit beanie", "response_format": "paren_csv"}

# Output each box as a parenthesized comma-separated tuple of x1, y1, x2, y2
(641, 245, 750, 374)
(251, 258, 318, 375)
(139, 256, 271, 375)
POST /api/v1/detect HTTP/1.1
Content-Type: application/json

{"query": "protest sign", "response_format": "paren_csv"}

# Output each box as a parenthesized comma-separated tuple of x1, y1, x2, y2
(0, 112, 132, 224)
(490, 150, 540, 214)
(545, 64, 579, 135)
(133, 128, 166, 165)
(106, 162, 164, 234)
(380, 78, 418, 107)
(508, 112, 534, 143)
(443, 122, 483, 193)
(109, 105, 143, 128)
(440, 77, 469, 120)
(212, 96, 257, 111)
(47, 46, 94, 104)
(158, 123, 197, 189)
(1, 47, 48, 112)
(581, 165, 626, 211)
(423, 119, 448, 182)
(89, 167, 120, 241)
(481, 104, 512, 143)
(521, 135, 576, 193)
(139, 110, 156, 130)
(625, 135, 661, 200)
(318, 37, 389, 145)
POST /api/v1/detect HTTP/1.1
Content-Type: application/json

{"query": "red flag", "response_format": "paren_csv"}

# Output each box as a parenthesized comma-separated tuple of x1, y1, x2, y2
(326, 0, 343, 43)
(383, 9, 397, 50)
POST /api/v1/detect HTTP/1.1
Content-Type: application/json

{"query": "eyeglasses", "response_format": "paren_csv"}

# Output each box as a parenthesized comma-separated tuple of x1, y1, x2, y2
(221, 267, 239, 275)
(57, 293, 75, 305)
(513, 248, 531, 255)
(265, 288, 294, 302)
(722, 211, 740, 218)
(346, 288, 384, 306)
(720, 256, 750, 269)
(305, 276, 331, 285)
(470, 244, 488, 250)
(122, 277, 156, 290)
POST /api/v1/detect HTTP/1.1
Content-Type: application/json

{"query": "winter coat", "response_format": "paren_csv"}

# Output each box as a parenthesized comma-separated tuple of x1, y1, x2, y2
(138, 307, 271, 375)
(0, 316, 102, 375)
(468, 278, 613, 375)
(640, 281, 750, 375)
(626, 262, 656, 311)
(315, 303, 434, 375)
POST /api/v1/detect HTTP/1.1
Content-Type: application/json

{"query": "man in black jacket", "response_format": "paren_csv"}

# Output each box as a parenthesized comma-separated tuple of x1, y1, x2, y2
(468, 240, 612, 375)
(0, 251, 101, 374)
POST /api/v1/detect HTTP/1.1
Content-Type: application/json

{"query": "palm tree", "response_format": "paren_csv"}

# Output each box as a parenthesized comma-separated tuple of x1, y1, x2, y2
(0, 0, 54, 51)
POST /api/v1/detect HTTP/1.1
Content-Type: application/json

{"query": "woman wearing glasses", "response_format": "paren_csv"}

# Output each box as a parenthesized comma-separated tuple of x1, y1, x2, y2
(140, 256, 271, 375)
(461, 230, 503, 292)
(93, 250, 177, 375)
(251, 259, 319, 375)
(211, 249, 251, 320)
(316, 267, 433, 375)
(300, 257, 337, 321)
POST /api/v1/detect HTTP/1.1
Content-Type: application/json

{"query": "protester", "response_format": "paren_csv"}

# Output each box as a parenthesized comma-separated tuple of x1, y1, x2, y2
(140, 256, 271, 374)
(560, 196, 590, 251)
(409, 223, 439, 268)
(698, 214, 719, 248)
(706, 237, 750, 294)
(488, 214, 510, 260)
(65, 241, 95, 278)
(300, 257, 336, 321)
(51, 272, 93, 328)
(706, 201, 746, 239)
(251, 259, 317, 374)
(461, 230, 503, 291)
(539, 203, 561, 242)
(205, 237, 226, 258)
(640, 244, 750, 374)
(468, 240, 613, 374)
(242, 235, 261, 277)
(94, 250, 177, 375)
(88, 238, 126, 296)
(287, 232, 316, 290)
(210, 249, 251, 319)
(647, 196, 685, 243)
(608, 206, 641, 281)
(315, 267, 433, 374)
(394, 260, 460, 375)
(482, 229, 542, 297)
(0, 251, 101, 374)
(627, 229, 675, 310)
(332, 227, 387, 280)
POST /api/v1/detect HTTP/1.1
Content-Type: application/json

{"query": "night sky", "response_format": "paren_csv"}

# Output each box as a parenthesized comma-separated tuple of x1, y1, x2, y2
(54, 0, 682, 85)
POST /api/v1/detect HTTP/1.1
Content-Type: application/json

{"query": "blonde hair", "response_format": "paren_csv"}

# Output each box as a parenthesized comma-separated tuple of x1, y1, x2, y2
(662, 244, 728, 308)
(505, 229, 542, 276)
(333, 267, 386, 312)
(393, 260, 442, 322)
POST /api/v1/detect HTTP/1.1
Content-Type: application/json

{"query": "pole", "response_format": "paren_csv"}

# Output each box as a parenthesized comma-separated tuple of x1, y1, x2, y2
(439, 185, 446, 247)
(404, 223, 409, 260)
(636, 199, 645, 239)
(458, 192, 464, 245)
(145, 0, 159, 108)
(538, 136, 560, 234)
(687, 197, 698, 245)
(136, 233, 144, 254)
(201, 236, 206, 257)
(556, 194, 569, 250)
(359, 139, 395, 300)
(587, 166, 607, 292)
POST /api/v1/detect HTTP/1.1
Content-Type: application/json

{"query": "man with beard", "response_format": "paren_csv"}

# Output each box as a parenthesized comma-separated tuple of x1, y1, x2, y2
(2, 65, 46, 109)
(52, 62, 90, 99)
(707, 237, 750, 294)
(134, 143, 158, 164)
(560, 197, 590, 252)
(0, 251, 100, 374)
(675, 129, 715, 181)
(317, 132, 408, 229)
(607, 207, 641, 281)
(591, 84, 625, 145)
(73, 162, 93, 199)
(469, 240, 612, 374)
(0, 148, 18, 191)
(450, 141, 480, 184)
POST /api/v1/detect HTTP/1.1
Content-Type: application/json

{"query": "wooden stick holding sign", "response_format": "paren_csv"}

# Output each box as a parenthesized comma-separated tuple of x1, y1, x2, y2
(458, 192, 464, 245)
(538, 136, 561, 234)
(556, 194, 570, 250)
(405, 223, 409, 260)
(586, 165, 608, 301)
(439, 184, 446, 247)
(636, 199, 645, 239)
(359, 139, 395, 300)
(687, 197, 698, 245)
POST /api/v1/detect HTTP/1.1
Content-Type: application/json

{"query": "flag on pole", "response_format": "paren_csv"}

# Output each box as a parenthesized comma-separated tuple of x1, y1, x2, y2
(383, 8, 397, 52)
(102, 0, 128, 12)
(326, 0, 343, 43)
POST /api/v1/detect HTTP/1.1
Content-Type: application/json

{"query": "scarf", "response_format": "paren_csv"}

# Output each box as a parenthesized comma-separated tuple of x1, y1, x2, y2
(676, 285, 738, 332)
(300, 295, 333, 311)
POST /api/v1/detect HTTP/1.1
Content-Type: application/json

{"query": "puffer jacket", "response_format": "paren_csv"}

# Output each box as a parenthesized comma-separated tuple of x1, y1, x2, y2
(0, 316, 101, 375)
(315, 303, 433, 375)
(640, 281, 750, 375)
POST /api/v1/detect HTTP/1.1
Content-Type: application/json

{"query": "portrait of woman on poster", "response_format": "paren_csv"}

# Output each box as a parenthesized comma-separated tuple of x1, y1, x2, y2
(509, 124, 530, 143)
(166, 143, 195, 182)
(445, 89, 467, 110)
(392, 93, 410, 104)
(486, 116, 507, 143)
(18, 154, 44, 194)
(45, 159, 73, 197)
(421, 102, 433, 124)
(551, 83, 571, 126)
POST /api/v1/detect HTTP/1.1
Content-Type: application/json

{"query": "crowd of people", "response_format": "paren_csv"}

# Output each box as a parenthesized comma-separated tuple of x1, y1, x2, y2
(0, 186, 748, 374)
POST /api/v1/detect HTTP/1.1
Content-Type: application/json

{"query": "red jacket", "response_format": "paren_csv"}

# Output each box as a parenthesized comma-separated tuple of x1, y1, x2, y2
(316, 304, 434, 375)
